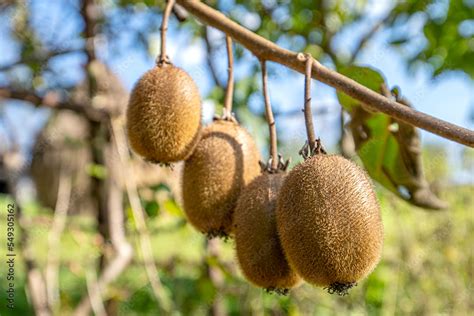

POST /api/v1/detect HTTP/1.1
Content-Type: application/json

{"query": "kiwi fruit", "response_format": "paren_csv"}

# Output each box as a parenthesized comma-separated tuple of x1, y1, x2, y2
(276, 154, 383, 295)
(30, 110, 93, 214)
(233, 172, 301, 293)
(126, 65, 202, 163)
(182, 119, 261, 238)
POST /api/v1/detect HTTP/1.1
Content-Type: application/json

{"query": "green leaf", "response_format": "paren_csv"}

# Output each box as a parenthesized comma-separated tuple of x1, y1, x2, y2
(337, 66, 447, 210)
(389, 37, 410, 46)
(149, 183, 171, 193)
(163, 199, 183, 217)
(86, 163, 107, 179)
(337, 66, 385, 112)
(144, 200, 159, 218)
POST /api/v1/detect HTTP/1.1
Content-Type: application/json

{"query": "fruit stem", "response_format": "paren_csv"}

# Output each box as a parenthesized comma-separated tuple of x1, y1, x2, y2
(158, 0, 175, 66)
(303, 53, 317, 152)
(223, 35, 234, 118)
(260, 60, 279, 171)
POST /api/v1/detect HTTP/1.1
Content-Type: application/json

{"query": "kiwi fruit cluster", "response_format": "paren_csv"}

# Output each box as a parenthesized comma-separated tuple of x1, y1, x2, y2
(126, 66, 383, 295)
(127, 70, 384, 293)
(126, 27, 383, 296)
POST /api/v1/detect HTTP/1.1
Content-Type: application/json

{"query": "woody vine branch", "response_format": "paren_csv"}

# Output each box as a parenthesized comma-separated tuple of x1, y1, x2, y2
(174, 0, 474, 148)
(260, 60, 278, 171)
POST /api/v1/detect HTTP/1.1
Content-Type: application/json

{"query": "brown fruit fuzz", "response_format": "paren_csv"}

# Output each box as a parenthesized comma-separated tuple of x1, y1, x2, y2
(182, 120, 261, 238)
(276, 155, 383, 293)
(127, 65, 202, 163)
(234, 173, 301, 291)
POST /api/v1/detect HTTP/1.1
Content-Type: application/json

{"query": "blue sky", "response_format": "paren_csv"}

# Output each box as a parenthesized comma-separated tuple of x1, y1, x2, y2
(0, 0, 472, 182)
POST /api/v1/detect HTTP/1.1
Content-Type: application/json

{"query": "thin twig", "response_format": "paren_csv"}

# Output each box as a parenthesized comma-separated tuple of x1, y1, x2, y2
(0, 48, 80, 72)
(319, 1, 338, 64)
(172, 3, 188, 22)
(304, 54, 317, 152)
(175, 0, 474, 148)
(223, 35, 234, 117)
(0, 107, 20, 150)
(349, 12, 393, 64)
(80, 0, 96, 64)
(27, 270, 51, 316)
(46, 167, 72, 312)
(85, 270, 107, 316)
(158, 0, 176, 65)
(205, 239, 226, 315)
(202, 26, 223, 87)
(73, 140, 134, 316)
(0, 87, 113, 122)
(110, 118, 173, 313)
(260, 60, 278, 171)
(3, 149, 52, 316)
(273, 102, 336, 117)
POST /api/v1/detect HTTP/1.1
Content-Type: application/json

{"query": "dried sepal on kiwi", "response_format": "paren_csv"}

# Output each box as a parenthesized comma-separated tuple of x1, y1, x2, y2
(258, 154, 290, 174)
(324, 282, 358, 296)
(298, 138, 326, 160)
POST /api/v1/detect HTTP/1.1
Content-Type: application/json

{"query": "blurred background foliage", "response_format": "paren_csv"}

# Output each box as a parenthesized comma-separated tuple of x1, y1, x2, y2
(0, 182, 473, 315)
(0, 0, 473, 315)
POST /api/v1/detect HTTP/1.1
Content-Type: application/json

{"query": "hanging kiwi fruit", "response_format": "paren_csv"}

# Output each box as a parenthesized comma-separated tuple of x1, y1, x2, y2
(233, 60, 300, 294)
(182, 36, 261, 239)
(183, 119, 261, 238)
(276, 55, 383, 295)
(126, 0, 202, 164)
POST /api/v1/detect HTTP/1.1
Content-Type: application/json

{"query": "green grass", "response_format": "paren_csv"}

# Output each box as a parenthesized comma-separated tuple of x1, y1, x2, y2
(0, 185, 472, 315)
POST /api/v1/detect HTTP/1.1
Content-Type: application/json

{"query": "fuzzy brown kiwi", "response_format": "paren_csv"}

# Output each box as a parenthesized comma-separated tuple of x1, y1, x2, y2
(182, 119, 261, 238)
(126, 65, 202, 163)
(276, 154, 383, 295)
(233, 172, 301, 293)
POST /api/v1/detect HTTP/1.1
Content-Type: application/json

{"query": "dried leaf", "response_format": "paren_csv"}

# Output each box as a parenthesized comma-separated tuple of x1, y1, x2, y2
(337, 66, 447, 210)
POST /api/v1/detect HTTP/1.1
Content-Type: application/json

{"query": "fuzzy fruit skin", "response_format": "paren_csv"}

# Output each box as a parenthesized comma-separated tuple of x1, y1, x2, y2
(234, 172, 301, 290)
(182, 120, 261, 237)
(126, 65, 202, 163)
(276, 155, 383, 287)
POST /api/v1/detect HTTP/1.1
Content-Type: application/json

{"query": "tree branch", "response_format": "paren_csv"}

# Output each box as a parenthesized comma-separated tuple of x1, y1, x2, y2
(172, 3, 188, 21)
(303, 55, 317, 151)
(75, 1, 132, 314)
(80, 0, 96, 64)
(349, 12, 392, 64)
(84, 271, 107, 316)
(110, 119, 173, 313)
(3, 149, 52, 316)
(260, 60, 278, 170)
(175, 0, 474, 148)
(223, 35, 234, 117)
(0, 48, 81, 73)
(158, 0, 175, 65)
(46, 167, 72, 312)
(73, 139, 134, 316)
(202, 26, 224, 88)
(0, 87, 112, 121)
